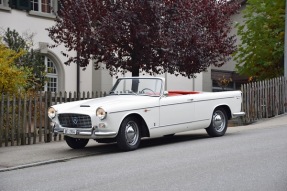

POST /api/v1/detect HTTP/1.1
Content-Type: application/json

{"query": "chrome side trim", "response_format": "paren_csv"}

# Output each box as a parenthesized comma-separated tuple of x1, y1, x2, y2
(150, 119, 209, 129)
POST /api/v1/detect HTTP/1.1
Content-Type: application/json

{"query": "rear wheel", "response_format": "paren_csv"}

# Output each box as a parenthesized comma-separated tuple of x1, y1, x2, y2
(117, 116, 141, 151)
(206, 108, 228, 137)
(65, 136, 89, 149)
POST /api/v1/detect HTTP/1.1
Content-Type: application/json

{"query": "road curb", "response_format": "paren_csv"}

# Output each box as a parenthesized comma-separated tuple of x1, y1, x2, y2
(0, 153, 96, 172)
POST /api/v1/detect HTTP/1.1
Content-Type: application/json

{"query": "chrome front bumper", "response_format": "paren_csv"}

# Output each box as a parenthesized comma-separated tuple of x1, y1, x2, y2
(232, 112, 245, 118)
(51, 123, 117, 139)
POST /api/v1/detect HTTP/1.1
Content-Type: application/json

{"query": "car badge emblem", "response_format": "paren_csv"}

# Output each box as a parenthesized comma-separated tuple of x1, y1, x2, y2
(72, 117, 78, 125)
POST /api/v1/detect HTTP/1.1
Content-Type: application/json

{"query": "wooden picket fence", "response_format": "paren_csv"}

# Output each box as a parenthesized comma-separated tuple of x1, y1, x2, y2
(241, 76, 287, 124)
(0, 76, 287, 147)
(0, 91, 107, 147)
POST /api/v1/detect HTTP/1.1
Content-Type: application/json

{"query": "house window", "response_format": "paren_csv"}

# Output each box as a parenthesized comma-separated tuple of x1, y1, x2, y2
(44, 56, 58, 92)
(212, 80, 235, 92)
(30, 0, 51, 13)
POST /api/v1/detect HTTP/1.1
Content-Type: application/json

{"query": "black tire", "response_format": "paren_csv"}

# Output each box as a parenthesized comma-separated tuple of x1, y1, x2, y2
(117, 116, 141, 151)
(65, 136, 89, 149)
(206, 108, 228, 137)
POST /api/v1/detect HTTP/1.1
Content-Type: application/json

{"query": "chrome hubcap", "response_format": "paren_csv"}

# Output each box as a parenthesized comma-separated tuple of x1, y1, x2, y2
(125, 121, 139, 146)
(213, 111, 226, 132)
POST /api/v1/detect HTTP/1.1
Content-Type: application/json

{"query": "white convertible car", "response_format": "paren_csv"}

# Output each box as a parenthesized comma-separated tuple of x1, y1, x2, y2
(48, 77, 245, 151)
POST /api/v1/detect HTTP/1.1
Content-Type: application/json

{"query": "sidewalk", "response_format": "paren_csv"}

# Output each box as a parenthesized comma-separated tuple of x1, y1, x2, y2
(1, 114, 287, 172)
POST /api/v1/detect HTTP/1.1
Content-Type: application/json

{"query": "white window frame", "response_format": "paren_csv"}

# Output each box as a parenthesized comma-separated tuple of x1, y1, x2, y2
(29, 0, 57, 19)
(44, 56, 58, 92)
(30, 0, 51, 13)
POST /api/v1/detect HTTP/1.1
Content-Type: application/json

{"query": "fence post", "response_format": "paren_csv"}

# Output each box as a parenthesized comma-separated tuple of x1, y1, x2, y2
(11, 95, 16, 146)
(53, 92, 57, 142)
(282, 76, 285, 113)
(16, 95, 21, 145)
(22, 94, 27, 145)
(27, 95, 32, 145)
(245, 83, 250, 123)
(44, 92, 49, 143)
(38, 92, 43, 143)
(33, 94, 37, 144)
(64, 91, 67, 103)
(283, 77, 287, 113)
(68, 92, 72, 102)
(4, 93, 9, 146)
(258, 81, 262, 119)
(59, 91, 63, 104)
(48, 92, 53, 142)
(74, 92, 77, 101)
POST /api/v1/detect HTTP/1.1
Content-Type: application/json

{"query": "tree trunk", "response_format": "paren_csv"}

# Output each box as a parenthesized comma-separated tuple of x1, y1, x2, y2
(131, 65, 140, 77)
(131, 65, 140, 92)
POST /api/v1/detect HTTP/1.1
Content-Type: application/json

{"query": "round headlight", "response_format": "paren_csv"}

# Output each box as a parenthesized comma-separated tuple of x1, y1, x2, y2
(96, 107, 106, 120)
(48, 107, 56, 119)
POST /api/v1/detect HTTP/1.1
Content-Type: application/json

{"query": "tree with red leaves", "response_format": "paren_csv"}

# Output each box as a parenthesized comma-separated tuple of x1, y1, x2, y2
(48, 0, 239, 77)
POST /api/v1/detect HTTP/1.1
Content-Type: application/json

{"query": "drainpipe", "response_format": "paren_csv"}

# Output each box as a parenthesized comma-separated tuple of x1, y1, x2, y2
(77, 53, 80, 94)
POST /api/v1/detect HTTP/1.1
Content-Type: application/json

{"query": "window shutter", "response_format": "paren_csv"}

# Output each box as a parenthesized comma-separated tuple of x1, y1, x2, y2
(16, 0, 30, 10)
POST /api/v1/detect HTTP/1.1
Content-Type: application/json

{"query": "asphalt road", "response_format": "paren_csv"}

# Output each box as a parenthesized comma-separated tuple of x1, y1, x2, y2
(0, 124, 287, 191)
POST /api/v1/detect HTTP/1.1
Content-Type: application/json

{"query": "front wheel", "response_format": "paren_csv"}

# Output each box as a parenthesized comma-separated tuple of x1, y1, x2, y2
(117, 117, 141, 151)
(206, 108, 228, 137)
(65, 136, 89, 149)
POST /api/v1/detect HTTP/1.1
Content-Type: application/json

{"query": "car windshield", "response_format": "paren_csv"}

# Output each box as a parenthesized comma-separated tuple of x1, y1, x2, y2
(110, 78, 163, 96)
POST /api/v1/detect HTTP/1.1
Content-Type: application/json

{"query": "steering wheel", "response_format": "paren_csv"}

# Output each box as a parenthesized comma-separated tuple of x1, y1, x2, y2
(140, 88, 155, 94)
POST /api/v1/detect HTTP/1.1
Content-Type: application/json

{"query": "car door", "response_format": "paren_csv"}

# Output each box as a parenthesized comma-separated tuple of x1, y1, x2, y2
(158, 94, 195, 135)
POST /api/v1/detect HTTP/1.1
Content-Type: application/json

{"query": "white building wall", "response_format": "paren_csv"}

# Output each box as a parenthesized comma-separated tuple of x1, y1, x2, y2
(80, 63, 93, 92)
(0, 8, 92, 93)
(92, 63, 113, 93)
(165, 73, 203, 91)
(202, 68, 212, 92)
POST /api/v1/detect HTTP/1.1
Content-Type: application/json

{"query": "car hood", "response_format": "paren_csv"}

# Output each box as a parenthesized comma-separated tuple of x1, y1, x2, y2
(52, 95, 159, 114)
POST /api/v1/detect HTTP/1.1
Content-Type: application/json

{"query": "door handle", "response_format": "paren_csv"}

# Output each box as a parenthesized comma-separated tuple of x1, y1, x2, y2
(187, 99, 194, 102)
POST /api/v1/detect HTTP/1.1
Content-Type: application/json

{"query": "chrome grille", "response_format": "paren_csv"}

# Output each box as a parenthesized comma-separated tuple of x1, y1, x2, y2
(58, 114, 92, 128)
